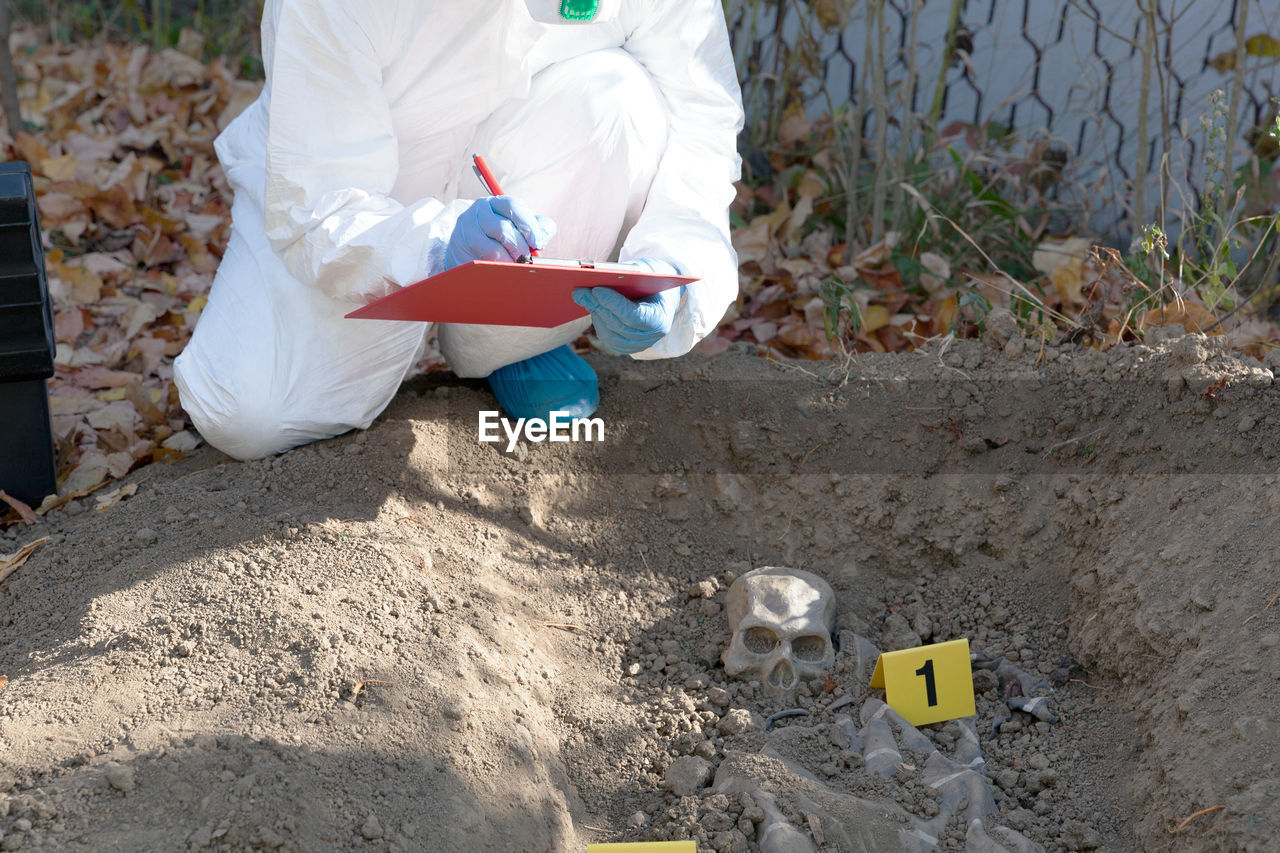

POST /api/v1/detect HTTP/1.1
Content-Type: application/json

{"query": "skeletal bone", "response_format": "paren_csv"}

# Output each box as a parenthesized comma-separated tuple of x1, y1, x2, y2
(717, 744, 1033, 853)
(752, 789, 819, 853)
(830, 714, 861, 752)
(714, 752, 924, 852)
(1008, 695, 1057, 722)
(853, 700, 1041, 851)
(723, 568, 836, 685)
(858, 700, 904, 777)
(865, 697, 934, 753)
(968, 821, 1045, 853)
(718, 633, 1052, 852)
(972, 653, 1052, 698)
(722, 567, 836, 695)
(840, 630, 882, 686)
(972, 652, 1059, 734)
(831, 636, 1047, 851)
(921, 733, 998, 838)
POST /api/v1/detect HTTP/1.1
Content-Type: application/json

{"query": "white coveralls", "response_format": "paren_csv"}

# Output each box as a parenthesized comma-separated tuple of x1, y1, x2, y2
(173, 0, 744, 460)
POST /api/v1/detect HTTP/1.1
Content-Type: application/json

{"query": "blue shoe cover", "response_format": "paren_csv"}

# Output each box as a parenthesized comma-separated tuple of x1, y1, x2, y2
(486, 345, 599, 421)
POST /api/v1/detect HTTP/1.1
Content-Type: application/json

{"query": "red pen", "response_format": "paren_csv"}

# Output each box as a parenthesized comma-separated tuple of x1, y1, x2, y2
(472, 154, 540, 259)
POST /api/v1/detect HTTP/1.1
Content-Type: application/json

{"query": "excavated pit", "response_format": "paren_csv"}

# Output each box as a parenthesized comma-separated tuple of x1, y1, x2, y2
(0, 331, 1277, 852)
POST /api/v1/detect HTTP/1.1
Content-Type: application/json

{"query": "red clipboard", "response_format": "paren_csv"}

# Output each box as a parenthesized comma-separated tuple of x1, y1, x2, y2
(345, 259, 697, 328)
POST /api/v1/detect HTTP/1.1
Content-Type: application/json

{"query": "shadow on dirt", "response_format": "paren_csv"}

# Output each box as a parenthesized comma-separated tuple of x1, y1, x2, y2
(3, 733, 578, 851)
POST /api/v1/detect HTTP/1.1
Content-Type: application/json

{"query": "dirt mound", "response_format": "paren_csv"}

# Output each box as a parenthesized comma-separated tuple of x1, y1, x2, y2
(1, 328, 1277, 851)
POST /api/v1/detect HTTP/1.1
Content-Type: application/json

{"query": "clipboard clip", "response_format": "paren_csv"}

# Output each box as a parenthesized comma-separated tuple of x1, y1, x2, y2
(515, 255, 598, 268)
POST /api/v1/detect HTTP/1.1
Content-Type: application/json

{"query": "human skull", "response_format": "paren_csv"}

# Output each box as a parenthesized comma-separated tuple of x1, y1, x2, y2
(722, 567, 836, 694)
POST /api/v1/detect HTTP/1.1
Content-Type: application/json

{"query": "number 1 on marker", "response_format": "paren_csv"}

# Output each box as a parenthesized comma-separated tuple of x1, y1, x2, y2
(915, 658, 938, 707)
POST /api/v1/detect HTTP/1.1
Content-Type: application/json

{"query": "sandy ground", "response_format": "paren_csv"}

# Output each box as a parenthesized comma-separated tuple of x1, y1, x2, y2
(1, 325, 1278, 852)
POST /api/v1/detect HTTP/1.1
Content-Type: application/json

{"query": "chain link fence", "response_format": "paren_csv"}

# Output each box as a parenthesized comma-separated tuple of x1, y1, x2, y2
(725, 0, 1280, 238)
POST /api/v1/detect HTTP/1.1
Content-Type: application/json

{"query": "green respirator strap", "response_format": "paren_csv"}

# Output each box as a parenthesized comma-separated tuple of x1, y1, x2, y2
(559, 0, 600, 21)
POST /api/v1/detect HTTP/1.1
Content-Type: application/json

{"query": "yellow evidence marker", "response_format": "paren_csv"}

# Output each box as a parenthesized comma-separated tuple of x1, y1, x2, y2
(586, 840, 696, 845)
(869, 638, 976, 727)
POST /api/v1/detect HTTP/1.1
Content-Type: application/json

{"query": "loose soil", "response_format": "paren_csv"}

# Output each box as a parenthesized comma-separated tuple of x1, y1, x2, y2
(1, 325, 1277, 852)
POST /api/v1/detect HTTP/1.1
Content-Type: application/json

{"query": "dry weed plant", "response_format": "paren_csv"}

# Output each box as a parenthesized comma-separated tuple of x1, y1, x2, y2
(725, 0, 1280, 357)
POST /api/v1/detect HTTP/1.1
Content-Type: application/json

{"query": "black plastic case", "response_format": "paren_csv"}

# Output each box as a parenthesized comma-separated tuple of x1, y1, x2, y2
(0, 161, 57, 507)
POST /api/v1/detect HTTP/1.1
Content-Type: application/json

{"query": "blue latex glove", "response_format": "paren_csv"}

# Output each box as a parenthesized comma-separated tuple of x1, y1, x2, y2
(571, 259, 684, 355)
(445, 196, 556, 269)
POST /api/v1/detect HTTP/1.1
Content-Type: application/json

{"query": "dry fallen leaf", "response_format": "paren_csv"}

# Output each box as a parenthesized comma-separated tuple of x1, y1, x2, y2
(161, 430, 202, 453)
(1138, 303, 1222, 335)
(861, 304, 891, 333)
(1033, 237, 1094, 307)
(919, 252, 951, 294)
(776, 101, 814, 147)
(1226, 318, 1280, 358)
(95, 483, 138, 512)
(814, 0, 856, 30)
(0, 491, 39, 525)
(0, 537, 49, 583)
(41, 152, 78, 182)
(0, 31, 250, 520)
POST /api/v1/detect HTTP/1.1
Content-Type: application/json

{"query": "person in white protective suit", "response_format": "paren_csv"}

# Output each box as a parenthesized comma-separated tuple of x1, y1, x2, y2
(173, 0, 744, 460)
